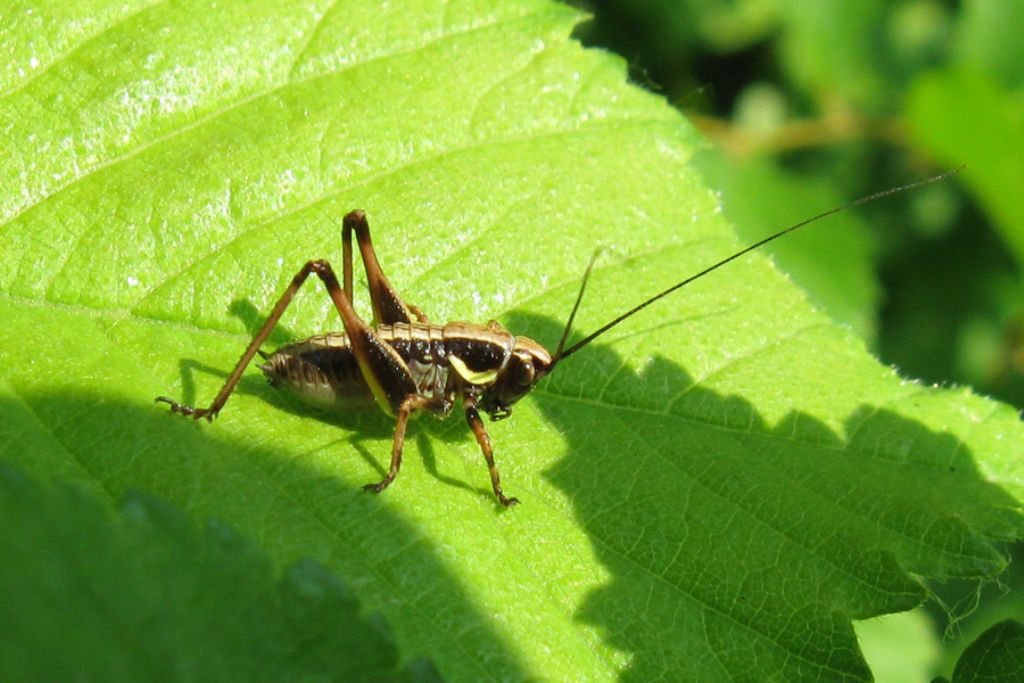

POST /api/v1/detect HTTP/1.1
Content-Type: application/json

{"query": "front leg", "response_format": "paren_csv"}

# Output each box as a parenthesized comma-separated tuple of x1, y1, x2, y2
(465, 403, 519, 507)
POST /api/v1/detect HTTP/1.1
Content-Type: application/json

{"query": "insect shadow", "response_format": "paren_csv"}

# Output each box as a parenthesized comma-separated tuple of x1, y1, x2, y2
(505, 310, 1022, 681)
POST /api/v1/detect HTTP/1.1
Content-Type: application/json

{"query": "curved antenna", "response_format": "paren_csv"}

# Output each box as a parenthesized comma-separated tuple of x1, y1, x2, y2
(552, 166, 964, 366)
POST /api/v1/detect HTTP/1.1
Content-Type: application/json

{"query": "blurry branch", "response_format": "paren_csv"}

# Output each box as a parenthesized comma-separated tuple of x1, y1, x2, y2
(688, 110, 906, 156)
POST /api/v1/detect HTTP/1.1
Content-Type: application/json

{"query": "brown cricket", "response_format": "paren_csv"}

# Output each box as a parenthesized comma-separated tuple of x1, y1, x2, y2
(157, 170, 960, 506)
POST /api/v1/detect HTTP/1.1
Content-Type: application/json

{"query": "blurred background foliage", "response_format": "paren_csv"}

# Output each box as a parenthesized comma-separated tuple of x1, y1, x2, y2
(574, 1, 1023, 680)
(575, 0, 1024, 409)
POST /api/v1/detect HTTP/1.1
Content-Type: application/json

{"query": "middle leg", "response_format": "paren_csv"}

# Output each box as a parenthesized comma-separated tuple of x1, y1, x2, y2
(363, 393, 434, 494)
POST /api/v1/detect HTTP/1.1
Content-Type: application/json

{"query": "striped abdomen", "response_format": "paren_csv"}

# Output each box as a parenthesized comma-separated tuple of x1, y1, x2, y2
(258, 333, 371, 409)
(257, 322, 514, 410)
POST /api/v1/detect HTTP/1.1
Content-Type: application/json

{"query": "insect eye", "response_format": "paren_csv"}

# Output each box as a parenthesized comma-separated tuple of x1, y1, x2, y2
(515, 360, 535, 387)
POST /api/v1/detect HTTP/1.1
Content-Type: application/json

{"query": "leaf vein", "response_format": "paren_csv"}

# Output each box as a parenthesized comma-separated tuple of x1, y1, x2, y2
(538, 388, 995, 568)
(129, 119, 673, 314)
(0, 0, 170, 100)
(285, 0, 341, 81)
(1, 7, 562, 233)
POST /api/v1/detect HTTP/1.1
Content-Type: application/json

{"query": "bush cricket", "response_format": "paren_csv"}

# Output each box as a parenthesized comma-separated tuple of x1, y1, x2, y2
(157, 169, 960, 506)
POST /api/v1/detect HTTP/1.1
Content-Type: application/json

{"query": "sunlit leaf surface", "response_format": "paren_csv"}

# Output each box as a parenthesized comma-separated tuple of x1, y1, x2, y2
(2, 1, 1022, 679)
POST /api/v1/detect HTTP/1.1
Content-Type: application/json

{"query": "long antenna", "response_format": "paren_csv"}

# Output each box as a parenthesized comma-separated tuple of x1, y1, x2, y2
(552, 166, 964, 365)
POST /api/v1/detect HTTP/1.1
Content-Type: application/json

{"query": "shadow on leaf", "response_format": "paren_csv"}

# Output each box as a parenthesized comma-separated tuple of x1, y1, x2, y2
(0, 390, 529, 682)
(0, 462, 441, 682)
(508, 312, 1023, 681)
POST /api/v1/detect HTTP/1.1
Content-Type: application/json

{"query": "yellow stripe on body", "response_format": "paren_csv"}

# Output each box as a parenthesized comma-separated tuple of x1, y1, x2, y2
(448, 355, 499, 386)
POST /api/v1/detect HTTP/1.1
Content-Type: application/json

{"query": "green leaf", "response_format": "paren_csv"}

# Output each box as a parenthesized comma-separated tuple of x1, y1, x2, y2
(854, 610, 940, 683)
(0, 462, 438, 682)
(953, 0, 1024, 88)
(1, 1, 1022, 680)
(775, 0, 892, 111)
(906, 69, 1024, 269)
(952, 620, 1024, 683)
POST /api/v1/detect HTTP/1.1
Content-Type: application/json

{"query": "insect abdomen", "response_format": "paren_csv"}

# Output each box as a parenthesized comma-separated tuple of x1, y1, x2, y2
(259, 333, 373, 409)
(260, 322, 513, 409)
(260, 324, 454, 408)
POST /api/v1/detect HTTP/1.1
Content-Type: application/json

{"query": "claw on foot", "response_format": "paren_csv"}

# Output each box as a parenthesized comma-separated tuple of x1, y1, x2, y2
(155, 396, 216, 422)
